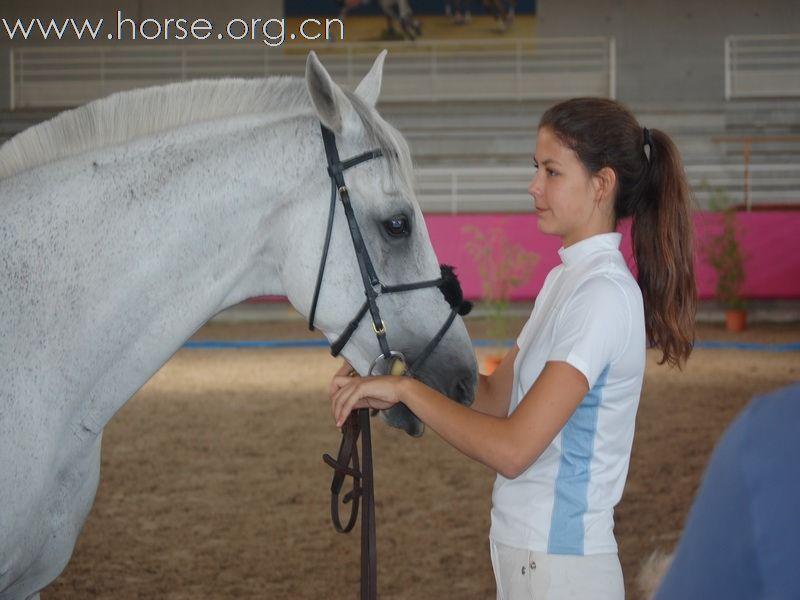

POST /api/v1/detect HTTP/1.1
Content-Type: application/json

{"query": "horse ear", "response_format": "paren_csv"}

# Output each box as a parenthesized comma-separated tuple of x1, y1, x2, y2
(305, 51, 356, 135)
(354, 49, 387, 108)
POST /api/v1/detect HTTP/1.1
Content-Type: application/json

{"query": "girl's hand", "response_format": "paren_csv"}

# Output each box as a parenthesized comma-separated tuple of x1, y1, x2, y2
(330, 375, 407, 428)
(329, 360, 357, 398)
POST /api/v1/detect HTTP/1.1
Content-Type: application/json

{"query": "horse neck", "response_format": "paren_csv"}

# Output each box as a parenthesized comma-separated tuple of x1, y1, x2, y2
(9, 112, 321, 434)
(95, 113, 316, 329)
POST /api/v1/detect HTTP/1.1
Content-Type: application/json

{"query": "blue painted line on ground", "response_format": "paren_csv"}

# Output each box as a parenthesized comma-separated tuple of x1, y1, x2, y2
(694, 340, 800, 352)
(183, 339, 800, 352)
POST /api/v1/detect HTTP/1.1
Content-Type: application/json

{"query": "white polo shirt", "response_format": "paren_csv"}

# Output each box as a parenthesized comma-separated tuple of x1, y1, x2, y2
(490, 232, 646, 555)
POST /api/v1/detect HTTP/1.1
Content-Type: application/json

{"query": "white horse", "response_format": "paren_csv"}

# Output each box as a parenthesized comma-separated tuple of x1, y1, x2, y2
(0, 51, 477, 599)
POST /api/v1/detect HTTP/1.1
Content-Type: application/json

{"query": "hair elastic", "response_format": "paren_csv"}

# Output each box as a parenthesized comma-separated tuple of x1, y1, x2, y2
(643, 127, 653, 163)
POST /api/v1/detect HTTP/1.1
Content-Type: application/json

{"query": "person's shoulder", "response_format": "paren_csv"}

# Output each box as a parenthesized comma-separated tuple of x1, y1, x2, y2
(541, 262, 564, 285)
(572, 272, 633, 309)
(749, 382, 800, 412)
(558, 275, 634, 342)
(716, 382, 800, 486)
(741, 382, 800, 441)
(580, 248, 637, 286)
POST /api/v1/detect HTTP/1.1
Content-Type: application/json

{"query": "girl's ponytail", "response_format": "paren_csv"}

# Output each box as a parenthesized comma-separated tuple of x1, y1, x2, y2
(632, 128, 696, 367)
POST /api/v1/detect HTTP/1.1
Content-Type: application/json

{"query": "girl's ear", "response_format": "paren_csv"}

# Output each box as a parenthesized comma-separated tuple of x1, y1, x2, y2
(593, 166, 618, 207)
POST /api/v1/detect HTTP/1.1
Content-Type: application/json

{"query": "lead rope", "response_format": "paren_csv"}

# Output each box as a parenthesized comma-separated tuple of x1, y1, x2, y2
(323, 408, 377, 600)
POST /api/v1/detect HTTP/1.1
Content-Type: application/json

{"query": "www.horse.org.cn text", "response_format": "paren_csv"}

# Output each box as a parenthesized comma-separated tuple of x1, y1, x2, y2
(1, 12, 346, 46)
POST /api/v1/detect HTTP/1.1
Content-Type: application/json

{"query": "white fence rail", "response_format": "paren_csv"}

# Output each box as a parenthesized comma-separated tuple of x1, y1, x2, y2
(9, 37, 616, 109)
(415, 164, 800, 213)
(725, 33, 800, 99)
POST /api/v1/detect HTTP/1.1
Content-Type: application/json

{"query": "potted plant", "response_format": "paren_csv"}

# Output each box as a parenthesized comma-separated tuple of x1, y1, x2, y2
(463, 222, 539, 372)
(702, 186, 747, 331)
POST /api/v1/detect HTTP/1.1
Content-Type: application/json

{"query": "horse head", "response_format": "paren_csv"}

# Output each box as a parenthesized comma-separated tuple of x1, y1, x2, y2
(281, 51, 478, 436)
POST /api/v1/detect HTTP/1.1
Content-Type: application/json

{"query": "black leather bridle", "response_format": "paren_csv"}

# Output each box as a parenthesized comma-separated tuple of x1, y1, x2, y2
(313, 123, 471, 600)
(308, 123, 471, 377)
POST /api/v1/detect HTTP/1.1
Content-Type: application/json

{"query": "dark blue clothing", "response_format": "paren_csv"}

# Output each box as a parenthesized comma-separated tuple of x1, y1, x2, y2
(654, 382, 800, 600)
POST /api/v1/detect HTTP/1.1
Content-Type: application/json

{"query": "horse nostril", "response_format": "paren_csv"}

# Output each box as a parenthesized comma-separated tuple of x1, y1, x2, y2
(452, 376, 475, 407)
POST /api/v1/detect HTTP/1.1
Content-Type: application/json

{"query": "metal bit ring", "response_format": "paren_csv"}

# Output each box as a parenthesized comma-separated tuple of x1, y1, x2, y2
(368, 351, 407, 377)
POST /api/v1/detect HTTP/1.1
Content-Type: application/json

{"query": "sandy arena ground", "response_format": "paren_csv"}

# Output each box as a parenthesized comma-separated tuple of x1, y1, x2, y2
(42, 319, 799, 600)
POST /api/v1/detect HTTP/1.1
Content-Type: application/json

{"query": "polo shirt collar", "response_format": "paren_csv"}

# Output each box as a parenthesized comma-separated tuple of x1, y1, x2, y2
(558, 232, 622, 267)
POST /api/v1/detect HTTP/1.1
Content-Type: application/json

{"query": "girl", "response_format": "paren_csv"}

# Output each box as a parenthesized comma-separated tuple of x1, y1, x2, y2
(330, 97, 696, 599)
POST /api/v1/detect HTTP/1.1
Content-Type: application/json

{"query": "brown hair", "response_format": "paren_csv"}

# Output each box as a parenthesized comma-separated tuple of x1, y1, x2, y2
(540, 98, 696, 367)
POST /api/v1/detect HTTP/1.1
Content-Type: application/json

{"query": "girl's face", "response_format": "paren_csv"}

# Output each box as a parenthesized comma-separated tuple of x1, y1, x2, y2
(528, 126, 612, 247)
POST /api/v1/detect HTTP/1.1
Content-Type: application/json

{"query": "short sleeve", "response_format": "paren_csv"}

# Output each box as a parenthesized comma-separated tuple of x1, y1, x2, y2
(548, 276, 631, 388)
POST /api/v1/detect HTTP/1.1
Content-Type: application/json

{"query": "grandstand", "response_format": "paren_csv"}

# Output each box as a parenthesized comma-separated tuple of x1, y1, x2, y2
(2, 0, 798, 210)
(1, 30, 797, 212)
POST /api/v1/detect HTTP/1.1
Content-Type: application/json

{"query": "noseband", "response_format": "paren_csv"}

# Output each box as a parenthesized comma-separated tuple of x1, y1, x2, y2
(308, 124, 471, 377)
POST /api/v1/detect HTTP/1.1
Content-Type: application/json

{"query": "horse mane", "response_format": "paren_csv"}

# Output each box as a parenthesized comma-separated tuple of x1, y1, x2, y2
(343, 88, 416, 201)
(0, 76, 416, 199)
(0, 77, 311, 180)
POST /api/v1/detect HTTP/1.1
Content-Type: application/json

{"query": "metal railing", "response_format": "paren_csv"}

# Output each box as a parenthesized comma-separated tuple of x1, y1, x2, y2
(725, 33, 800, 99)
(414, 164, 800, 213)
(9, 36, 616, 109)
(712, 135, 800, 209)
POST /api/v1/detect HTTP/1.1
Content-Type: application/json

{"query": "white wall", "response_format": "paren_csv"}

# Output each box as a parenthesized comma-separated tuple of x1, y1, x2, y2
(537, 0, 798, 104)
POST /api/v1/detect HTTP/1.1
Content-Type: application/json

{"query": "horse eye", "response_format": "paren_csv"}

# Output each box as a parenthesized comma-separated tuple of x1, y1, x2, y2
(383, 215, 410, 238)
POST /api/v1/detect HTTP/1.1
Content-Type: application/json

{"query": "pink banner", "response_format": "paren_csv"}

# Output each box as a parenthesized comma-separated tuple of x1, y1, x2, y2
(424, 212, 800, 301)
(251, 211, 800, 303)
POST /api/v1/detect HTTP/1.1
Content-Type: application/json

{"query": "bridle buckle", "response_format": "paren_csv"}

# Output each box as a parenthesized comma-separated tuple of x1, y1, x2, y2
(372, 319, 386, 336)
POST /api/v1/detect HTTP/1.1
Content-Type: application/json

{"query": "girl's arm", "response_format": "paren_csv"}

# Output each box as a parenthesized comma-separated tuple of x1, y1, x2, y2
(471, 345, 519, 418)
(330, 360, 588, 479)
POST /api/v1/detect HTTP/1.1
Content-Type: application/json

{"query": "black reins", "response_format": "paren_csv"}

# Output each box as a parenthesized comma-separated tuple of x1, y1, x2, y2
(313, 123, 470, 600)
(323, 408, 377, 599)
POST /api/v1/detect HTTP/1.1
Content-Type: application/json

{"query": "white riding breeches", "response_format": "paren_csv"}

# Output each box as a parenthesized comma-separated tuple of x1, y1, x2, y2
(490, 539, 624, 600)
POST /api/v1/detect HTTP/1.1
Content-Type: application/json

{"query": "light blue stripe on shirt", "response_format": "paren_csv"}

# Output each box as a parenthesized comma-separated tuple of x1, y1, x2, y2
(547, 366, 608, 555)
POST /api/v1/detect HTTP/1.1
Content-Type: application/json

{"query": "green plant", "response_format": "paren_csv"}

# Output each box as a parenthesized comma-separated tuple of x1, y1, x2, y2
(463, 223, 539, 353)
(702, 185, 746, 310)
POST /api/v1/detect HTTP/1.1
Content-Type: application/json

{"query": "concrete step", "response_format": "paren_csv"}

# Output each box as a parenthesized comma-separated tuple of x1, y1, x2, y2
(381, 100, 727, 136)
(725, 99, 800, 134)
